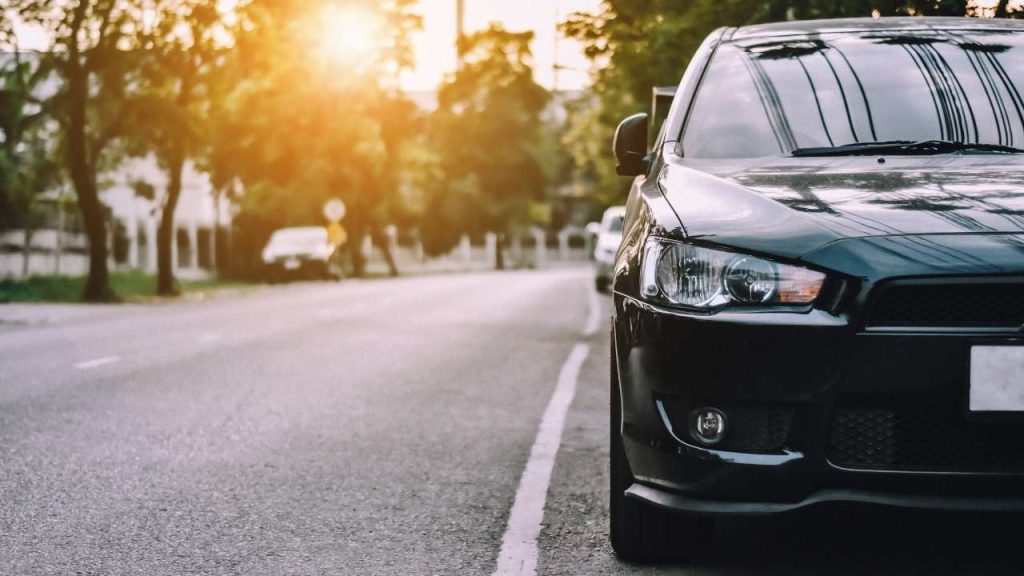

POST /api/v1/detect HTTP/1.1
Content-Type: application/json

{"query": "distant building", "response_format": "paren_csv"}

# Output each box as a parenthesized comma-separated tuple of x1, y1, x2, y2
(1, 155, 231, 281)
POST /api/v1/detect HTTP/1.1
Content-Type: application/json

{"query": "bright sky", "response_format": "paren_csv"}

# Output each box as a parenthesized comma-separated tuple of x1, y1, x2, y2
(9, 0, 600, 93)
(401, 0, 601, 91)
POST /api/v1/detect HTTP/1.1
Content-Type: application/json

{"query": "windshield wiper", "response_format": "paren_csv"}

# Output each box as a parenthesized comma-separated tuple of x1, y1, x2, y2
(792, 140, 1024, 157)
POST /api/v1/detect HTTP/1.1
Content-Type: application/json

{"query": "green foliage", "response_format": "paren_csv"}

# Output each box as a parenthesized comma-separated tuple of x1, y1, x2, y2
(422, 24, 550, 257)
(0, 53, 60, 232)
(209, 0, 422, 273)
(9, 1, 153, 160)
(122, 1, 229, 166)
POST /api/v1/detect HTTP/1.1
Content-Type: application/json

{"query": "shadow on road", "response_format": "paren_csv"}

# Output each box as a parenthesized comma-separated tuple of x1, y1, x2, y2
(688, 507, 1024, 574)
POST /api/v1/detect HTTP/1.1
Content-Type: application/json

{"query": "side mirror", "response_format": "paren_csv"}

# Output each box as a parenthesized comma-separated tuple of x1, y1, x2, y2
(613, 113, 649, 176)
(584, 222, 601, 236)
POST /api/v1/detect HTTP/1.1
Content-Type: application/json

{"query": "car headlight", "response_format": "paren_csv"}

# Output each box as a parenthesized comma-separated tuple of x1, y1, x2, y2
(640, 238, 825, 310)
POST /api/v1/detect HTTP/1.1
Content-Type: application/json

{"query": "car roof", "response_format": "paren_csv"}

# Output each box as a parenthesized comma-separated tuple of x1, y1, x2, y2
(603, 206, 626, 218)
(729, 16, 1024, 42)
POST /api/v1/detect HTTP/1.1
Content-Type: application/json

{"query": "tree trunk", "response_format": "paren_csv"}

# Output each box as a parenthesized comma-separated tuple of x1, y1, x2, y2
(371, 227, 399, 277)
(157, 152, 185, 296)
(67, 57, 113, 302)
(55, 206, 64, 275)
(210, 190, 220, 278)
(349, 224, 366, 278)
(495, 233, 505, 270)
(995, 0, 1010, 17)
(21, 226, 33, 278)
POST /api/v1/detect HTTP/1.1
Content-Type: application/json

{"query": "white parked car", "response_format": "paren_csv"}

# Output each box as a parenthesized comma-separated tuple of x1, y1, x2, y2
(261, 226, 338, 281)
(591, 206, 625, 292)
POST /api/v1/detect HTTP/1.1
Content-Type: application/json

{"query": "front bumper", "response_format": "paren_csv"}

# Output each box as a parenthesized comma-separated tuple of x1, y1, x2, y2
(627, 483, 1024, 515)
(264, 257, 330, 278)
(613, 294, 1024, 513)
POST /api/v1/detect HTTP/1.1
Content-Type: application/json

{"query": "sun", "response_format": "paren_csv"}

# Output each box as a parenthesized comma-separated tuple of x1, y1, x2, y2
(316, 5, 382, 66)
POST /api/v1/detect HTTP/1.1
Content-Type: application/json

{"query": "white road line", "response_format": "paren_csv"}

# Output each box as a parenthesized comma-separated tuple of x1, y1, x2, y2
(492, 343, 590, 576)
(582, 286, 602, 337)
(492, 281, 603, 574)
(73, 356, 121, 370)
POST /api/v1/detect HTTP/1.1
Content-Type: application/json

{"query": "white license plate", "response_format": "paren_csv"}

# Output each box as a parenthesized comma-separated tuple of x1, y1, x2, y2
(283, 258, 300, 270)
(970, 346, 1024, 412)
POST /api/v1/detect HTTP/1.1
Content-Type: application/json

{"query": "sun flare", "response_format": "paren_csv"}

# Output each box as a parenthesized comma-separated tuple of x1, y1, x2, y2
(316, 5, 382, 66)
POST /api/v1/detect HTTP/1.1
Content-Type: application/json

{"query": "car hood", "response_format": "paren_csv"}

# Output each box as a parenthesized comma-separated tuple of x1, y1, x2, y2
(660, 154, 1024, 260)
(803, 233, 1024, 280)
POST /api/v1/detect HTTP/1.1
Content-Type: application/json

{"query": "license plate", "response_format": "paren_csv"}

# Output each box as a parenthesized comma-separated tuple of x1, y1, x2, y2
(284, 258, 300, 270)
(970, 346, 1024, 412)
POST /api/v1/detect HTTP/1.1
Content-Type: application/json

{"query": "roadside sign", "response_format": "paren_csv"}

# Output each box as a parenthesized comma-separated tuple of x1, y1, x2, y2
(327, 222, 348, 247)
(323, 198, 347, 222)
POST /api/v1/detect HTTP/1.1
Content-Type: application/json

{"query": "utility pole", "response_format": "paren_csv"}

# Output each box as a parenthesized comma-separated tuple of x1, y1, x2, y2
(455, 0, 465, 69)
(552, 5, 560, 94)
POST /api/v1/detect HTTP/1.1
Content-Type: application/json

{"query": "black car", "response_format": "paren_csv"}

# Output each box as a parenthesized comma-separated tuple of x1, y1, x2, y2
(610, 17, 1024, 561)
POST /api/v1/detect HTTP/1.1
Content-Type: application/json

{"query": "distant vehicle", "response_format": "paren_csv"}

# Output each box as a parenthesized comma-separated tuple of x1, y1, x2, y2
(261, 226, 337, 281)
(590, 206, 625, 293)
(609, 17, 1024, 562)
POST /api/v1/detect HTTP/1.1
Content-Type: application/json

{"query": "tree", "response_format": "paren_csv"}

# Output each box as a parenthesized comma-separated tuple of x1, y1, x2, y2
(8, 0, 146, 301)
(426, 24, 550, 269)
(208, 0, 421, 278)
(126, 1, 231, 295)
(0, 34, 62, 277)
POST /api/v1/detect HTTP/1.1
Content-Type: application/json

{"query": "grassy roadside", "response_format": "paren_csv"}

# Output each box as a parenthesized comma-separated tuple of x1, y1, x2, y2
(0, 272, 257, 303)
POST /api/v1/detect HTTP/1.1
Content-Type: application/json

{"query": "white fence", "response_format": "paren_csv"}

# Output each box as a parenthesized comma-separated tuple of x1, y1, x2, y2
(0, 230, 90, 280)
(2, 226, 597, 280)
(361, 228, 595, 276)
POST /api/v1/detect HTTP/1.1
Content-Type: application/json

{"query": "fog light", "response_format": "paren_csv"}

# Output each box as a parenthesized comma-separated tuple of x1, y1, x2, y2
(689, 408, 727, 446)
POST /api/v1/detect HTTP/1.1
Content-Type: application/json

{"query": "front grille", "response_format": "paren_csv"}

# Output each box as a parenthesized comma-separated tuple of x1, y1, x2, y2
(721, 406, 794, 452)
(867, 281, 1024, 329)
(659, 400, 794, 452)
(828, 396, 1024, 472)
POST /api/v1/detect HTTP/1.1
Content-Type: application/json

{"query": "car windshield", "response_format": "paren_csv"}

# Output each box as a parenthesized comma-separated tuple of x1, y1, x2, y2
(268, 228, 326, 248)
(682, 31, 1024, 158)
(606, 215, 624, 233)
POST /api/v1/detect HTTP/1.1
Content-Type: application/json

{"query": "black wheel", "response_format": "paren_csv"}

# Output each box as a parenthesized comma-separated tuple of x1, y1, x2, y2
(609, 339, 713, 562)
(595, 277, 609, 293)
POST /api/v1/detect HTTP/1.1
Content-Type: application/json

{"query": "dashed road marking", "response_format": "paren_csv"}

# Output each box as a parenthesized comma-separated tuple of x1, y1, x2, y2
(73, 356, 121, 370)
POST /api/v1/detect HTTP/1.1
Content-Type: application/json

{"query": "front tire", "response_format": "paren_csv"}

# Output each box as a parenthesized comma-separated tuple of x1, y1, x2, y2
(609, 339, 713, 562)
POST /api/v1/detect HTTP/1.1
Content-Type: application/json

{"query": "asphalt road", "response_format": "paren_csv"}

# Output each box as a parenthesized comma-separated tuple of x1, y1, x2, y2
(1, 268, 1023, 575)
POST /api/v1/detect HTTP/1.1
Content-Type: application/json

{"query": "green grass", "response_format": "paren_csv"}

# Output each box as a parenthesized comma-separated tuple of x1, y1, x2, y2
(0, 271, 256, 303)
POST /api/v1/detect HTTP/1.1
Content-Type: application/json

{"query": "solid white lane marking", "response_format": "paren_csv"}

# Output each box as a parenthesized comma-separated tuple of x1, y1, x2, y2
(493, 343, 591, 576)
(73, 356, 121, 370)
(582, 285, 601, 337)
